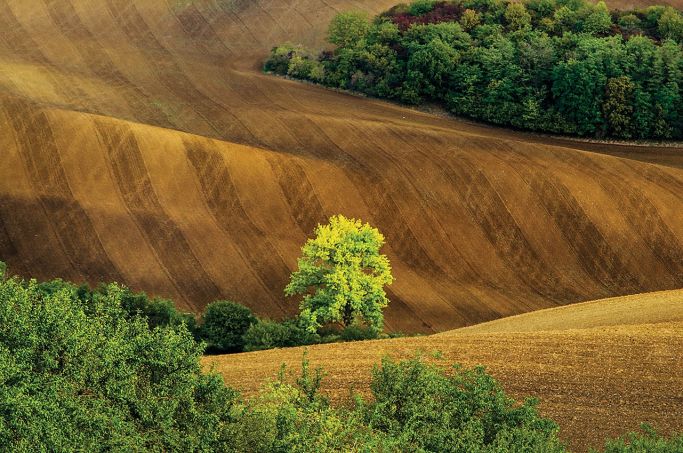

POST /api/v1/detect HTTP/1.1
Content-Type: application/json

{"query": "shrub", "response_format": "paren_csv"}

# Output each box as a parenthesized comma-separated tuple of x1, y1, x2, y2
(658, 7, 683, 42)
(592, 424, 683, 452)
(410, 0, 439, 16)
(340, 324, 381, 341)
(328, 11, 371, 48)
(244, 319, 321, 352)
(0, 273, 237, 451)
(264, 43, 300, 75)
(365, 357, 566, 452)
(200, 300, 256, 353)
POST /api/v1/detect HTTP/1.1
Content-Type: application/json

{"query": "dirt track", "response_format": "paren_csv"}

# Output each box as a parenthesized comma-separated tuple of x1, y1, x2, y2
(1, 0, 683, 332)
(205, 291, 683, 452)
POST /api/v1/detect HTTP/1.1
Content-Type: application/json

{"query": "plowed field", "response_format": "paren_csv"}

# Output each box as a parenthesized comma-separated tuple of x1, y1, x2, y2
(205, 290, 683, 452)
(1, 0, 682, 333)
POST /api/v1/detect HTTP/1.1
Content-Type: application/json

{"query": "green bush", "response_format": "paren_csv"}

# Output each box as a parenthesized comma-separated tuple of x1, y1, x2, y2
(365, 357, 566, 452)
(410, 0, 438, 15)
(592, 425, 683, 452)
(243, 319, 321, 352)
(0, 273, 237, 451)
(264, 43, 299, 75)
(200, 300, 257, 353)
(340, 324, 381, 341)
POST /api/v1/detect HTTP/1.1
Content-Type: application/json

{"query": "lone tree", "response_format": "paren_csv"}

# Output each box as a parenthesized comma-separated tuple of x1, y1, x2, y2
(285, 215, 393, 332)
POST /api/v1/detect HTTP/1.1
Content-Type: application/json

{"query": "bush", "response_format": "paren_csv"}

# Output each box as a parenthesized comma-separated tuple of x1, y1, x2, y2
(593, 424, 683, 452)
(0, 273, 237, 451)
(243, 319, 321, 352)
(365, 356, 566, 452)
(200, 300, 256, 353)
(340, 324, 381, 341)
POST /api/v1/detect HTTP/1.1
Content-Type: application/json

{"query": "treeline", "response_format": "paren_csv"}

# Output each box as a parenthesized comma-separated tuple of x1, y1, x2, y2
(1, 263, 682, 451)
(265, 0, 683, 139)
(20, 215, 399, 355)
(32, 279, 388, 355)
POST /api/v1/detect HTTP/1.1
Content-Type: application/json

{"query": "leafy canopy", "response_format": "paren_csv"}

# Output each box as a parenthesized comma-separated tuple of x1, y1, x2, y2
(0, 269, 237, 451)
(285, 215, 393, 331)
(200, 300, 257, 353)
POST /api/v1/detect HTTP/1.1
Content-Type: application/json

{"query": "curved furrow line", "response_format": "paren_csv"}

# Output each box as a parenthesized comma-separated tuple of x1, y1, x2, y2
(183, 138, 292, 315)
(547, 150, 683, 286)
(3, 99, 123, 284)
(622, 159, 683, 202)
(487, 144, 647, 294)
(93, 119, 222, 310)
(42, 0, 175, 129)
(208, 0, 263, 52)
(480, 142, 641, 294)
(0, 197, 27, 276)
(529, 174, 644, 293)
(103, 0, 257, 143)
(166, 1, 235, 57)
(448, 153, 582, 303)
(263, 154, 328, 235)
(407, 128, 577, 304)
(380, 127, 551, 315)
(0, 195, 77, 281)
(380, 127, 511, 281)
(0, 3, 97, 111)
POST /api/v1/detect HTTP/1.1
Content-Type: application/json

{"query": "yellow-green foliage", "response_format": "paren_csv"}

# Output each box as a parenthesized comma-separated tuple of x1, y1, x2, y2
(285, 215, 394, 331)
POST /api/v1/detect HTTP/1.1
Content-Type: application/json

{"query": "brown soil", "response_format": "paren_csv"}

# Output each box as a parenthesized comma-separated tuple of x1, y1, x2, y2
(204, 291, 683, 452)
(1, 0, 682, 335)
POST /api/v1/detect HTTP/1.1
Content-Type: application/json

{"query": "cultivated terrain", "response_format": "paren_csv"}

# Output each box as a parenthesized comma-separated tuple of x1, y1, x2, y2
(1, 0, 683, 451)
(1, 0, 682, 332)
(205, 289, 683, 452)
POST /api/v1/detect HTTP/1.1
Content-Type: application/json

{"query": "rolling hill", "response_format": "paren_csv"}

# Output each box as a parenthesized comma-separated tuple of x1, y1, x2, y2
(204, 289, 683, 452)
(1, 0, 683, 334)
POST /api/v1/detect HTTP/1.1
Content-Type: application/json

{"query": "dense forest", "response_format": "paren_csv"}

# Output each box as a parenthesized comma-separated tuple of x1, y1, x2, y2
(266, 0, 683, 139)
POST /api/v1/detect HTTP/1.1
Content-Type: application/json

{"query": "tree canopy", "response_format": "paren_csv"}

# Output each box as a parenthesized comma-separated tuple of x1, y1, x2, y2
(0, 272, 236, 451)
(265, 0, 683, 139)
(285, 215, 394, 332)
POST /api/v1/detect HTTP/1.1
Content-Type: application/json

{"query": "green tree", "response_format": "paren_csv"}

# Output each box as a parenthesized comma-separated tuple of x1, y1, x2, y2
(200, 300, 257, 353)
(603, 76, 635, 138)
(285, 215, 393, 332)
(658, 7, 683, 42)
(460, 9, 482, 31)
(328, 11, 371, 48)
(0, 275, 237, 451)
(505, 3, 532, 30)
(581, 1, 613, 35)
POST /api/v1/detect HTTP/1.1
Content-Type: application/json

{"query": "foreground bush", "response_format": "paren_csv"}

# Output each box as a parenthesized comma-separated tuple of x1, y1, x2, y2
(592, 425, 683, 452)
(266, 0, 683, 139)
(0, 272, 237, 451)
(365, 357, 566, 452)
(200, 300, 257, 353)
(225, 354, 568, 452)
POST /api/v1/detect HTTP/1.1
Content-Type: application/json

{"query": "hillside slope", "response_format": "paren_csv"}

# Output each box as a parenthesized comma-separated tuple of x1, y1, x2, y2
(440, 288, 683, 334)
(1, 0, 683, 332)
(204, 292, 683, 452)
